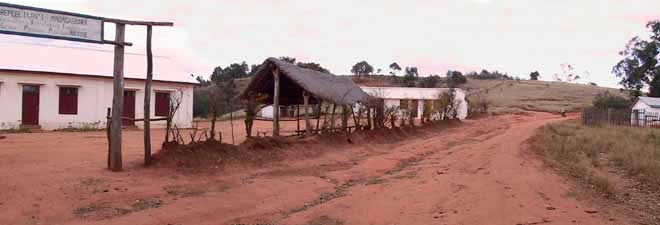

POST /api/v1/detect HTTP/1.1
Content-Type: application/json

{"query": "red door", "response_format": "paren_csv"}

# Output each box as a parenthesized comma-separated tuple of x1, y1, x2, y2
(21, 85, 40, 125)
(122, 90, 136, 126)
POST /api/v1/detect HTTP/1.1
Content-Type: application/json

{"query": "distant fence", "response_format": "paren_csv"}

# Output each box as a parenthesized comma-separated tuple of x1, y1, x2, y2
(582, 107, 660, 127)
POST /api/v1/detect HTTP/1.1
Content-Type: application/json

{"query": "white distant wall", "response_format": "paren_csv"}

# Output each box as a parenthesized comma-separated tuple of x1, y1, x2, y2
(0, 71, 194, 130)
(260, 105, 275, 118)
(361, 87, 468, 120)
(631, 100, 660, 126)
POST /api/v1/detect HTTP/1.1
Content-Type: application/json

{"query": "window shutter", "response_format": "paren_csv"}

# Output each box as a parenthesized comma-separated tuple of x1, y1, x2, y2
(58, 87, 78, 115)
(155, 92, 171, 116)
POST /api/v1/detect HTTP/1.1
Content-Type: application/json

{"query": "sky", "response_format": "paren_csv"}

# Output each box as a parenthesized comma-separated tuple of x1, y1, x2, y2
(1, 0, 659, 87)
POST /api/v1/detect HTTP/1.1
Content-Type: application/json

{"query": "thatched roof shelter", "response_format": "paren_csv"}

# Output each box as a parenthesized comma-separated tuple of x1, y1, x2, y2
(240, 57, 371, 105)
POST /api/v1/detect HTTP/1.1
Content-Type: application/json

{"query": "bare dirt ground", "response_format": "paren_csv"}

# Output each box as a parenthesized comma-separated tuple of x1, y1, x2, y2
(0, 112, 627, 225)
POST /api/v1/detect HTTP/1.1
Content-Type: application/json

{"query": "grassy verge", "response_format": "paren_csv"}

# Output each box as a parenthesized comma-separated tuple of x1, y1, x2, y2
(531, 121, 660, 223)
(532, 121, 660, 193)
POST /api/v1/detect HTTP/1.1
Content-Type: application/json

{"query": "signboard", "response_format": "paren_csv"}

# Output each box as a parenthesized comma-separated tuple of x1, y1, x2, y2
(0, 2, 103, 43)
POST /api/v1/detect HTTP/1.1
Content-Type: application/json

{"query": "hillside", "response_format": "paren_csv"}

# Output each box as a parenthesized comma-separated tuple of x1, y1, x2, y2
(350, 75, 623, 114)
(232, 75, 622, 114)
(458, 79, 622, 113)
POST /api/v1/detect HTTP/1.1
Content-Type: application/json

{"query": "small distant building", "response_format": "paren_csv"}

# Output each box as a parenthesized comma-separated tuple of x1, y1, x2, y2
(631, 97, 660, 126)
(360, 86, 468, 120)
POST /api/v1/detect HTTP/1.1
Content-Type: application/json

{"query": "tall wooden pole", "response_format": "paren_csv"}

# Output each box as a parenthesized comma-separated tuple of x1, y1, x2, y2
(109, 23, 126, 171)
(143, 25, 153, 166)
(303, 91, 311, 135)
(296, 104, 300, 133)
(272, 69, 280, 136)
(330, 104, 337, 131)
(316, 102, 322, 133)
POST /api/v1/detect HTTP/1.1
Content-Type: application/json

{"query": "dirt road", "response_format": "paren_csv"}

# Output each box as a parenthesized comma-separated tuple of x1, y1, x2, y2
(0, 112, 621, 225)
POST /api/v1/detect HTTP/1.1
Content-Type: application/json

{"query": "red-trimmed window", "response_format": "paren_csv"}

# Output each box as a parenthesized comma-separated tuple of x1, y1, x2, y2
(155, 92, 171, 116)
(59, 87, 78, 115)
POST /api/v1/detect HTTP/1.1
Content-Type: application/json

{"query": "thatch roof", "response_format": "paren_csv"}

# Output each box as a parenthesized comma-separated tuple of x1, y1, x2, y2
(240, 57, 372, 105)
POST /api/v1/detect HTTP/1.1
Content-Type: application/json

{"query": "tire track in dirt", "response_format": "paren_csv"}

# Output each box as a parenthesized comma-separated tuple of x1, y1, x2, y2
(270, 118, 513, 221)
(277, 113, 618, 225)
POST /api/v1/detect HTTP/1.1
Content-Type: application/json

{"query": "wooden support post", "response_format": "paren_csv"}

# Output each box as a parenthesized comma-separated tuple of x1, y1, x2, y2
(109, 23, 126, 172)
(366, 107, 372, 130)
(272, 69, 280, 136)
(303, 92, 312, 135)
(316, 102, 322, 133)
(351, 105, 359, 131)
(296, 104, 300, 133)
(341, 105, 349, 132)
(330, 104, 337, 131)
(143, 25, 153, 166)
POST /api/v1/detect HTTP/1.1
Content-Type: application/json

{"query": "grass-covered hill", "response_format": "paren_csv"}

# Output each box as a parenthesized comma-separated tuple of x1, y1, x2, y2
(350, 75, 623, 114)
(231, 74, 623, 114)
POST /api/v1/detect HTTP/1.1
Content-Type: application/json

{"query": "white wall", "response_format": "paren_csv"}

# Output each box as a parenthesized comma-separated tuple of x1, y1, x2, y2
(366, 87, 468, 120)
(0, 71, 194, 130)
(259, 105, 275, 119)
(631, 100, 660, 126)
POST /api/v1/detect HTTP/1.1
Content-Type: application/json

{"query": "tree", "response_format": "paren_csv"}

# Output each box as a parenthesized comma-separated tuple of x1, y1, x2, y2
(446, 70, 467, 87)
(247, 64, 261, 77)
(405, 67, 419, 77)
(466, 69, 513, 80)
(419, 75, 442, 88)
(193, 76, 211, 117)
(593, 91, 631, 109)
(351, 61, 374, 77)
(553, 64, 584, 83)
(613, 20, 660, 97)
(210, 62, 249, 82)
(207, 63, 246, 142)
(279, 56, 330, 73)
(436, 89, 459, 120)
(279, 56, 297, 64)
(402, 66, 418, 87)
(297, 62, 330, 73)
(389, 62, 402, 75)
(529, 71, 540, 80)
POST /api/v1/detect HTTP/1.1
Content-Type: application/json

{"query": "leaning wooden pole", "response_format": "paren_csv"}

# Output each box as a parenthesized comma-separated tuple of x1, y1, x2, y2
(109, 23, 126, 171)
(272, 68, 281, 136)
(143, 25, 153, 166)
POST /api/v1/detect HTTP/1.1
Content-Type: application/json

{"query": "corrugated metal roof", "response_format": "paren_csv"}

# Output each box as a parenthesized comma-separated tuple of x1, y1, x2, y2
(639, 97, 660, 108)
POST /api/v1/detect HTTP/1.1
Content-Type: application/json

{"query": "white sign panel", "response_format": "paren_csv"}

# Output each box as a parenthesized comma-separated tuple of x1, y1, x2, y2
(0, 3, 103, 43)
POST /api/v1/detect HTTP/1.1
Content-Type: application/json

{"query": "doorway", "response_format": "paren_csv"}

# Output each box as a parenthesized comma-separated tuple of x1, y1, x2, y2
(122, 90, 136, 126)
(21, 85, 40, 125)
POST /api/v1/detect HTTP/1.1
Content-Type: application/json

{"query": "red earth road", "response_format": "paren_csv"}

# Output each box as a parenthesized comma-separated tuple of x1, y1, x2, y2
(0, 112, 623, 225)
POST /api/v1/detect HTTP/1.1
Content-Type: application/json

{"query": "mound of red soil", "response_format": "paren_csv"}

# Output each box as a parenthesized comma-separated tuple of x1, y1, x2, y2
(153, 120, 461, 171)
(153, 137, 292, 170)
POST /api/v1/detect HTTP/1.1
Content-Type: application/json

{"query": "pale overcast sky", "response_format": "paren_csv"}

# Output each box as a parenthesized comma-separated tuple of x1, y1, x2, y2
(1, 0, 659, 87)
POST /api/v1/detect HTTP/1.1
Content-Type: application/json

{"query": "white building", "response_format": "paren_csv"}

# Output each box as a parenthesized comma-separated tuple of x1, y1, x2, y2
(360, 86, 468, 120)
(631, 97, 660, 126)
(0, 41, 195, 130)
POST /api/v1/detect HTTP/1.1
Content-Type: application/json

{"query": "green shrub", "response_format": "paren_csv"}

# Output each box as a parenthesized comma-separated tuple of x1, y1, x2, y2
(592, 91, 631, 109)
